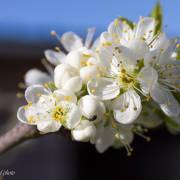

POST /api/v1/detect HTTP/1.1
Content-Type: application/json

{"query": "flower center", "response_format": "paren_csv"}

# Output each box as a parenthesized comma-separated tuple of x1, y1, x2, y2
(52, 106, 67, 123)
(80, 53, 93, 67)
(118, 68, 136, 89)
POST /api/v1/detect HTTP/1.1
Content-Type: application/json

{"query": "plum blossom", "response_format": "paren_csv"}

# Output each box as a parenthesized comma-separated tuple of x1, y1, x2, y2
(17, 85, 81, 133)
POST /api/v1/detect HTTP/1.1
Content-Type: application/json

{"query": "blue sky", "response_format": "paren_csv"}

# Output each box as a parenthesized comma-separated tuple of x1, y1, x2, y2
(0, 0, 179, 42)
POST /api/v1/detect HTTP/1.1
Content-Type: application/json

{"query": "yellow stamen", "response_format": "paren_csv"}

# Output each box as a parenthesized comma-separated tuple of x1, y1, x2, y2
(64, 96, 72, 101)
(27, 115, 36, 124)
(91, 89, 95, 93)
(52, 106, 67, 123)
(24, 102, 33, 110)
(102, 42, 112, 47)
(82, 53, 92, 58)
(114, 19, 119, 26)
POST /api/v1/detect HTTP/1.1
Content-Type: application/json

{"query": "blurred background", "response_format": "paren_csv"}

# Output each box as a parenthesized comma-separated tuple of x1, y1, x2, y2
(0, 0, 180, 179)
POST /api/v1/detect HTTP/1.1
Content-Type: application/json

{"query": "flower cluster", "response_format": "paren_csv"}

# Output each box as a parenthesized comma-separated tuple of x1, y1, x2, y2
(17, 13, 180, 154)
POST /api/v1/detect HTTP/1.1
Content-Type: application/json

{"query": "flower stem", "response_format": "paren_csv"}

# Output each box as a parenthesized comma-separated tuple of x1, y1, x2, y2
(0, 123, 40, 155)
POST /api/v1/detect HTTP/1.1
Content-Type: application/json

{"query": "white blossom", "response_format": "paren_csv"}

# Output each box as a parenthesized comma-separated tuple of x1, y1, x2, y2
(138, 39, 180, 118)
(17, 85, 81, 133)
(71, 120, 96, 142)
(88, 45, 142, 124)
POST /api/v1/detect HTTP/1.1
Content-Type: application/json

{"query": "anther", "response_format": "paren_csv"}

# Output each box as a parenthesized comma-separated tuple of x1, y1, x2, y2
(55, 46, 60, 51)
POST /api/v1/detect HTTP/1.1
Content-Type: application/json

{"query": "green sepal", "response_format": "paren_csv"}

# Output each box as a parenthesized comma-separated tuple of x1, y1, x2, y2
(118, 16, 134, 29)
(150, 1, 163, 35)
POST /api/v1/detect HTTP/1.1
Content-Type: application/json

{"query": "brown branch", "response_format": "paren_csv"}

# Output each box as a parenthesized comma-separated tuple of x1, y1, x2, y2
(0, 123, 40, 155)
(0, 122, 71, 155)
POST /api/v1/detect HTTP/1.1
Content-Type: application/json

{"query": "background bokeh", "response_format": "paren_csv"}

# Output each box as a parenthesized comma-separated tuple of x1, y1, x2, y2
(0, 0, 180, 180)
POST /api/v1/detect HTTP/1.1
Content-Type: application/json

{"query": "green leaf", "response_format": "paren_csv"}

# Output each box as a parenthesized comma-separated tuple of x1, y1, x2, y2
(118, 16, 134, 29)
(150, 1, 163, 35)
(164, 117, 180, 129)
(176, 44, 180, 60)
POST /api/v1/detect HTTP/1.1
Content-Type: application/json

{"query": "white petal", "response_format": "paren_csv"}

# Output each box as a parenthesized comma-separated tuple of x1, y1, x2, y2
(138, 67, 158, 94)
(84, 27, 96, 48)
(135, 17, 156, 43)
(158, 39, 178, 65)
(71, 120, 96, 142)
(87, 78, 120, 100)
(63, 76, 82, 92)
(112, 89, 142, 124)
(17, 106, 31, 124)
(151, 33, 170, 51)
(150, 83, 171, 104)
(126, 38, 149, 59)
(80, 66, 98, 82)
(137, 104, 163, 128)
(44, 49, 66, 65)
(107, 19, 133, 44)
(98, 46, 113, 68)
(100, 31, 113, 44)
(65, 103, 81, 129)
(99, 45, 137, 74)
(54, 89, 77, 103)
(79, 95, 105, 119)
(25, 85, 50, 103)
(25, 69, 51, 86)
(117, 126, 134, 147)
(91, 37, 100, 50)
(61, 32, 83, 52)
(160, 93, 180, 117)
(95, 126, 115, 153)
(54, 64, 78, 89)
(17, 105, 39, 125)
(37, 118, 61, 133)
(66, 50, 82, 69)
(144, 50, 161, 66)
(113, 46, 138, 69)
(108, 20, 122, 37)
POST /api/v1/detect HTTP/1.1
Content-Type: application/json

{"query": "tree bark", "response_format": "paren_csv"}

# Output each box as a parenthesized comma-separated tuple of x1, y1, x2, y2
(0, 123, 39, 155)
(0, 122, 70, 155)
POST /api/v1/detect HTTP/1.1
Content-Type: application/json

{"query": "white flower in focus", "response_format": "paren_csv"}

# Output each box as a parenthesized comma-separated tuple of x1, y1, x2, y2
(100, 17, 157, 54)
(71, 120, 96, 142)
(44, 29, 98, 66)
(71, 95, 105, 142)
(45, 29, 100, 87)
(54, 64, 83, 93)
(65, 47, 100, 83)
(54, 48, 101, 92)
(44, 31, 83, 66)
(17, 85, 81, 133)
(79, 95, 105, 120)
(138, 40, 180, 118)
(88, 46, 142, 124)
